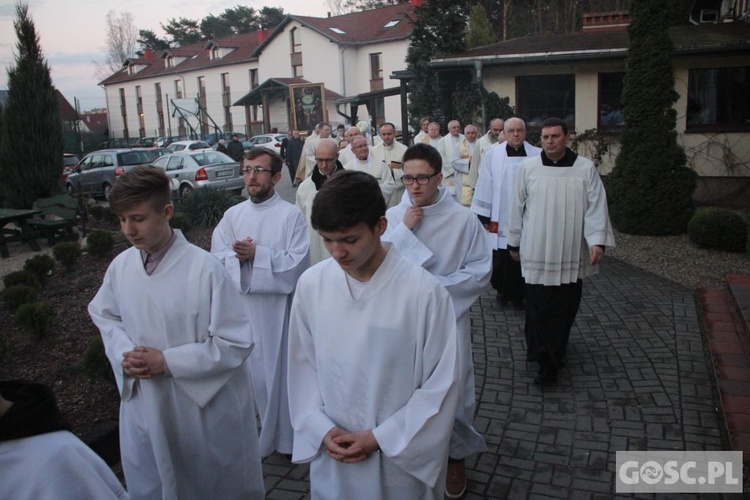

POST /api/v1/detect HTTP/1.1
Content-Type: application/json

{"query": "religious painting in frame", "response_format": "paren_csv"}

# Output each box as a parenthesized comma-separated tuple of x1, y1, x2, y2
(290, 83, 327, 135)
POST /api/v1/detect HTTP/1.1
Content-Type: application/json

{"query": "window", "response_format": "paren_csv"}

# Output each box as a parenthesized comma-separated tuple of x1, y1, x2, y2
(370, 53, 383, 81)
(687, 66, 749, 131)
(516, 74, 575, 129)
(249, 69, 258, 89)
(290, 28, 301, 53)
(166, 56, 174, 68)
(211, 46, 220, 60)
(175, 79, 183, 99)
(598, 73, 625, 127)
(384, 19, 400, 28)
(329, 27, 346, 35)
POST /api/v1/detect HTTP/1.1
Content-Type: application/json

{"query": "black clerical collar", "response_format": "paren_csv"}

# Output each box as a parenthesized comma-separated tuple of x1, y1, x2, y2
(541, 148, 577, 167)
(506, 143, 527, 157)
(311, 163, 344, 190)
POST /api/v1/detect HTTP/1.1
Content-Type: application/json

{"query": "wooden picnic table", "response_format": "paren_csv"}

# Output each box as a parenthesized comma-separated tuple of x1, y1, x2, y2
(0, 208, 42, 258)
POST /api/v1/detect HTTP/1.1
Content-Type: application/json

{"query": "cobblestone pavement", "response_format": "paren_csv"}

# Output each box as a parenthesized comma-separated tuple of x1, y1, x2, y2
(261, 256, 741, 499)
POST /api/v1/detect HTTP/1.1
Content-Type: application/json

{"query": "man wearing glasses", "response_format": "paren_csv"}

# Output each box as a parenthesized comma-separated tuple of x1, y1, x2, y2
(384, 143, 491, 499)
(211, 147, 310, 459)
(296, 138, 344, 265)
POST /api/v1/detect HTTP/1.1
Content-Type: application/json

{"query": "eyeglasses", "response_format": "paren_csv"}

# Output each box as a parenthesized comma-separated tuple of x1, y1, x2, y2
(241, 166, 273, 175)
(315, 158, 337, 164)
(401, 173, 438, 185)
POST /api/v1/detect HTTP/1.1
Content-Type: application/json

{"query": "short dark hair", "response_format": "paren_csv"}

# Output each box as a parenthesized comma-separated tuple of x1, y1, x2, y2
(244, 147, 283, 174)
(541, 117, 568, 135)
(402, 143, 442, 175)
(109, 165, 171, 214)
(311, 170, 385, 232)
(380, 122, 396, 132)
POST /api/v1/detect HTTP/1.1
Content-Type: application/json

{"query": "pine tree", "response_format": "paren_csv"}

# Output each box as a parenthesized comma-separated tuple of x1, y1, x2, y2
(0, 4, 63, 208)
(406, 0, 471, 131)
(467, 3, 497, 49)
(606, 0, 697, 235)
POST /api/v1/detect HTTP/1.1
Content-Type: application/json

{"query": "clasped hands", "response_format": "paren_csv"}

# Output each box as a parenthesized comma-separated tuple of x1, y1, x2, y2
(122, 346, 165, 379)
(232, 237, 256, 263)
(323, 427, 379, 464)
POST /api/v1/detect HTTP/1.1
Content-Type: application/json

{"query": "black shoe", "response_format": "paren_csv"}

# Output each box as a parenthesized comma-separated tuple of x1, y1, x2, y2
(533, 368, 557, 386)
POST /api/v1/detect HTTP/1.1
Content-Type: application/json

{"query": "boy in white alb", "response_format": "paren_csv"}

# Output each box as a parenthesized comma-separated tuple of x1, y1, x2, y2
(89, 166, 264, 499)
(288, 170, 460, 499)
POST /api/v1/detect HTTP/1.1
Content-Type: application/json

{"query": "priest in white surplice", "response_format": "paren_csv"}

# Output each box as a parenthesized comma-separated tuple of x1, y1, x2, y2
(296, 138, 344, 265)
(345, 135, 395, 202)
(472, 117, 542, 308)
(478, 117, 505, 153)
(413, 116, 430, 144)
(295, 122, 332, 186)
(459, 124, 483, 206)
(371, 122, 408, 208)
(212, 148, 310, 457)
(89, 166, 264, 499)
(507, 118, 615, 386)
(383, 143, 491, 499)
(437, 120, 464, 198)
(288, 170, 460, 499)
(337, 126, 361, 167)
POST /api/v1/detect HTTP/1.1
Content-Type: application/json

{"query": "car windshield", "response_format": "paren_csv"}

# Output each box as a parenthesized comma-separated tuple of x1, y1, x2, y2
(192, 152, 233, 166)
(118, 150, 155, 165)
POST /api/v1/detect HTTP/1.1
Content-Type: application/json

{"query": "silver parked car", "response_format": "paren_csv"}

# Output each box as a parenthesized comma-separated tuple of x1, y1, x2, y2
(65, 148, 156, 200)
(151, 150, 244, 199)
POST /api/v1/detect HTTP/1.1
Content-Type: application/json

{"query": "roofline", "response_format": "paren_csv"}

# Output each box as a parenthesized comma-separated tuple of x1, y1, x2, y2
(99, 57, 259, 87)
(251, 12, 411, 57)
(430, 48, 629, 68)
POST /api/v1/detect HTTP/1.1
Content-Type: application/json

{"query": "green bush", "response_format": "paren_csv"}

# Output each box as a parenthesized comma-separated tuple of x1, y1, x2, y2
(170, 212, 193, 234)
(688, 209, 748, 253)
(86, 229, 114, 258)
(1, 284, 38, 312)
(15, 301, 55, 340)
(23, 254, 56, 284)
(3, 269, 40, 290)
(100, 206, 120, 226)
(82, 335, 114, 381)
(88, 204, 105, 221)
(52, 241, 82, 270)
(178, 187, 242, 228)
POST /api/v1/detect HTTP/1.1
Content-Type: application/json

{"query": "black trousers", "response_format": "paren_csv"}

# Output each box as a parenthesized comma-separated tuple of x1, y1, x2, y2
(491, 249, 525, 304)
(524, 280, 583, 372)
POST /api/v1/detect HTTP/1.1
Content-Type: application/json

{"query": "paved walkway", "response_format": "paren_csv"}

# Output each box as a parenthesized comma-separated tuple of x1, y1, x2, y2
(261, 256, 740, 499)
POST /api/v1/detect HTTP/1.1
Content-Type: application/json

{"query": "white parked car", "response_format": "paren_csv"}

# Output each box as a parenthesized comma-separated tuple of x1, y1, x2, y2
(166, 140, 212, 153)
(151, 150, 244, 199)
(242, 134, 287, 155)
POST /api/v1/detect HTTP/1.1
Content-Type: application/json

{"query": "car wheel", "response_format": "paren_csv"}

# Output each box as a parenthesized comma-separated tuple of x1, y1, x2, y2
(180, 184, 193, 199)
(103, 183, 112, 201)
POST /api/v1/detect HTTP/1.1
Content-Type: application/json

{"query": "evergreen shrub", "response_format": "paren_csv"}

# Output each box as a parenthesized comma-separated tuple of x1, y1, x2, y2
(82, 336, 113, 381)
(23, 254, 56, 284)
(688, 209, 748, 253)
(3, 269, 40, 290)
(52, 241, 82, 270)
(86, 230, 114, 258)
(15, 301, 55, 340)
(170, 212, 193, 233)
(1, 284, 38, 312)
(88, 204, 105, 221)
(178, 187, 242, 228)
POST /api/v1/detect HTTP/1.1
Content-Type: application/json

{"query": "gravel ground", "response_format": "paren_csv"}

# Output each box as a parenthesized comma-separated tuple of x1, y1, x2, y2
(608, 229, 750, 290)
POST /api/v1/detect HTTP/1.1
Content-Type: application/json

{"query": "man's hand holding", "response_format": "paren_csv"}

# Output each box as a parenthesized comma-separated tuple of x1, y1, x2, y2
(403, 206, 423, 231)
(232, 237, 256, 263)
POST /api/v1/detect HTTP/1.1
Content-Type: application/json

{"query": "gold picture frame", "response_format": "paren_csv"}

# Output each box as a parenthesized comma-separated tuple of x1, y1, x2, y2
(289, 83, 328, 134)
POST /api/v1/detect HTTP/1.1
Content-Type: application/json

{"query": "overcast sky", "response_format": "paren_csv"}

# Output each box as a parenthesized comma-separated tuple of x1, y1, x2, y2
(0, 0, 329, 111)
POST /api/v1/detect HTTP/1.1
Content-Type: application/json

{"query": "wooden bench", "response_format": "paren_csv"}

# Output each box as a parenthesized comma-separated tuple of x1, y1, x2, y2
(28, 194, 87, 246)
